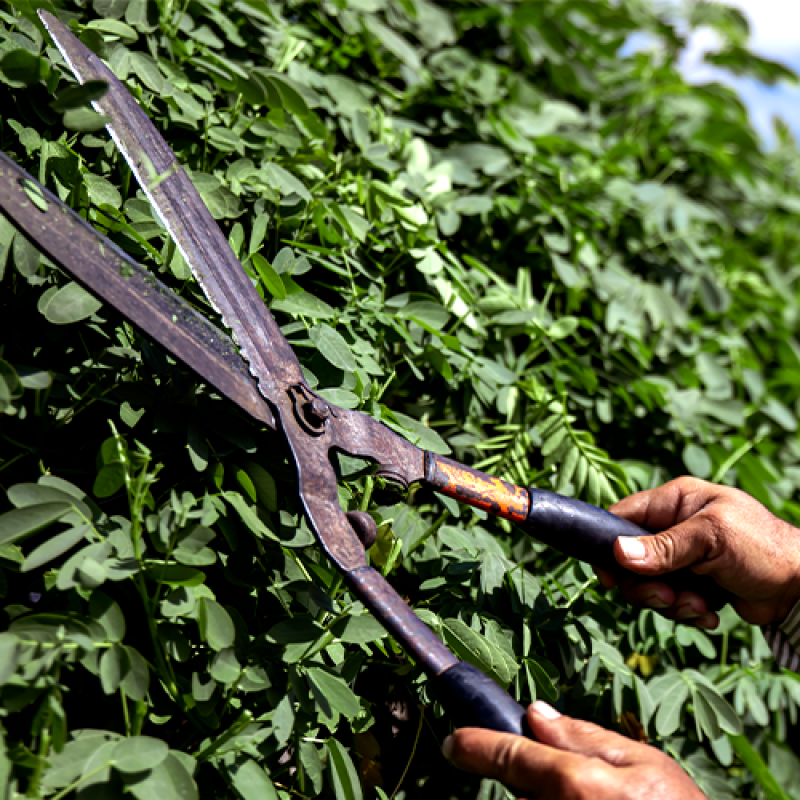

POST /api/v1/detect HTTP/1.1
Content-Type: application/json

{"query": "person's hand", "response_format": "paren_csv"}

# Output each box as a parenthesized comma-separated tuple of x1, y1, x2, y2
(601, 477, 800, 628)
(443, 701, 705, 800)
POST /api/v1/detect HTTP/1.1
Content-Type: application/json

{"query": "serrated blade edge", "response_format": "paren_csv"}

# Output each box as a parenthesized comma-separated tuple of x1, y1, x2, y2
(0, 151, 275, 430)
(40, 10, 305, 406)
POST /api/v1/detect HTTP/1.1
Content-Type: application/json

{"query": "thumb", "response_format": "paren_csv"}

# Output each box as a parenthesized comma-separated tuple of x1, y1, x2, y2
(528, 702, 648, 766)
(613, 516, 716, 576)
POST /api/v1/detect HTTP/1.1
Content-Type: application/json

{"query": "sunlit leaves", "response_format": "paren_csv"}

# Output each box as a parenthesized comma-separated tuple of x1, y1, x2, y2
(0, 0, 799, 796)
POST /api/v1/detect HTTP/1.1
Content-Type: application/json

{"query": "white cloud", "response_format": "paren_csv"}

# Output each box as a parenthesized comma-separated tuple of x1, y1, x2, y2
(621, 3, 800, 146)
(657, 2, 800, 147)
(724, 0, 800, 52)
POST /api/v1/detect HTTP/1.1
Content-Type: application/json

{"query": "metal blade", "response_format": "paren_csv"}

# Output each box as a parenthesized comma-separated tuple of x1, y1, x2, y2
(0, 152, 275, 431)
(40, 10, 305, 406)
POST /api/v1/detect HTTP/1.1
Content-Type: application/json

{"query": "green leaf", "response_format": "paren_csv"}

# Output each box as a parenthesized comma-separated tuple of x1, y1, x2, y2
(229, 759, 278, 800)
(209, 648, 241, 684)
(268, 617, 323, 643)
(129, 52, 164, 93)
(0, 502, 72, 547)
(272, 292, 336, 319)
(272, 693, 295, 746)
(549, 317, 579, 340)
(112, 737, 169, 773)
(223, 492, 278, 540)
(120, 645, 149, 701)
(198, 598, 235, 650)
(0, 49, 49, 86)
(654, 678, 689, 737)
(310, 324, 357, 372)
(728, 734, 791, 800)
(442, 618, 517, 688)
(262, 162, 311, 202)
(21, 523, 90, 572)
(0, 635, 20, 686)
(0, 359, 22, 414)
(251, 253, 286, 300)
(362, 17, 421, 71)
(305, 666, 360, 719)
(85, 173, 123, 209)
(330, 614, 387, 644)
(8, 482, 89, 517)
(19, 178, 48, 212)
(695, 684, 742, 736)
(100, 643, 128, 694)
(326, 738, 363, 800)
(42, 733, 118, 790)
(63, 108, 112, 132)
(683, 443, 712, 479)
(124, 753, 197, 800)
(241, 462, 277, 512)
(144, 564, 205, 586)
(50, 79, 109, 112)
(85, 18, 139, 43)
(43, 282, 103, 324)
(89, 590, 127, 642)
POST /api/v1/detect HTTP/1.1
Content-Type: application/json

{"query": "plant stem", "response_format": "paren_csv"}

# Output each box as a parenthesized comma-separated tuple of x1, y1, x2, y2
(194, 710, 254, 762)
(389, 706, 424, 799)
(121, 692, 131, 736)
(50, 763, 111, 800)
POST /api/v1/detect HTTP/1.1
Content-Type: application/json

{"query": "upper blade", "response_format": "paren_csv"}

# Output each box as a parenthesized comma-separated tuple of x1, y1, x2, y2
(40, 10, 305, 405)
(0, 152, 275, 431)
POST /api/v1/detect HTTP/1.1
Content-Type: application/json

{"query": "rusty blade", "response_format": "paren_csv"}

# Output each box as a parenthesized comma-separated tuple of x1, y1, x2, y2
(0, 152, 275, 431)
(40, 10, 304, 406)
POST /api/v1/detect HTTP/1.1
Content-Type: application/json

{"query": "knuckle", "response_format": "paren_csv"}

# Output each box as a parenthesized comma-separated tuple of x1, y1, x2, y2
(495, 736, 527, 782)
(649, 531, 679, 567)
(570, 757, 609, 799)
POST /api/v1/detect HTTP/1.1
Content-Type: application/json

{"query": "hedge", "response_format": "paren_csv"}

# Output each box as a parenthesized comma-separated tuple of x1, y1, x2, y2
(1, 0, 800, 797)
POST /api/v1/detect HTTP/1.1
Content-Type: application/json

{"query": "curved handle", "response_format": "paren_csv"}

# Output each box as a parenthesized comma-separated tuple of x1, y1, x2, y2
(346, 567, 533, 738)
(425, 454, 730, 610)
(434, 662, 532, 737)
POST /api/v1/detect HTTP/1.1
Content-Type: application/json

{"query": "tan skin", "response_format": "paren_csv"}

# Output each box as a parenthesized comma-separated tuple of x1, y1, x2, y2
(444, 477, 800, 799)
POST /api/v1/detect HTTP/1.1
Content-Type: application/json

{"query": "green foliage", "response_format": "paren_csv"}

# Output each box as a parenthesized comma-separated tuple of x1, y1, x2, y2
(1, 0, 800, 797)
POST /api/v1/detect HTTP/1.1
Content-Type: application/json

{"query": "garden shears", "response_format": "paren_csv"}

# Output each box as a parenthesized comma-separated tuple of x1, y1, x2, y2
(0, 10, 722, 739)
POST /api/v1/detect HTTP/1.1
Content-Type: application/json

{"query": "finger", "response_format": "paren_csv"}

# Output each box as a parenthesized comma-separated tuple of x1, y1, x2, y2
(527, 702, 653, 767)
(593, 566, 617, 590)
(616, 579, 677, 610)
(614, 577, 720, 627)
(609, 477, 719, 530)
(443, 724, 590, 798)
(613, 514, 720, 576)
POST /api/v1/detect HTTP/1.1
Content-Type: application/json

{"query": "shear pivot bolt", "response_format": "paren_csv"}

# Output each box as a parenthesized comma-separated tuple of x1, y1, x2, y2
(309, 397, 330, 422)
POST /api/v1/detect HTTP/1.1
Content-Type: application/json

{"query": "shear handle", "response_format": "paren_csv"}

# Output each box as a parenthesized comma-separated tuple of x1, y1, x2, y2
(346, 566, 531, 737)
(425, 453, 730, 610)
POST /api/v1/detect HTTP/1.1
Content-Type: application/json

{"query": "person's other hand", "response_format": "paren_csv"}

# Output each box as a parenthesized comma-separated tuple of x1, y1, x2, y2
(443, 701, 705, 800)
(600, 477, 800, 628)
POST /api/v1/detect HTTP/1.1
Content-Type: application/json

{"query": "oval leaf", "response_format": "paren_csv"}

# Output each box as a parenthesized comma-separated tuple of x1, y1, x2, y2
(43, 282, 103, 325)
(112, 736, 169, 773)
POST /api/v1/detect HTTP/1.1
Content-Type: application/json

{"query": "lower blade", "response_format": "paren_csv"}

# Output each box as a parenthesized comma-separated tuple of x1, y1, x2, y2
(0, 152, 275, 430)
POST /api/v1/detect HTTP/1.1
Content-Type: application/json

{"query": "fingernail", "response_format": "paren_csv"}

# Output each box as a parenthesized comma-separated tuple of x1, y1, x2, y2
(644, 592, 671, 609)
(532, 701, 561, 720)
(618, 537, 647, 562)
(442, 735, 455, 760)
(676, 604, 700, 621)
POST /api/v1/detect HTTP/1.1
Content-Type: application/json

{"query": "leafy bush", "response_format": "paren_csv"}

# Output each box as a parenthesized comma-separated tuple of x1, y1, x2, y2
(1, 0, 800, 797)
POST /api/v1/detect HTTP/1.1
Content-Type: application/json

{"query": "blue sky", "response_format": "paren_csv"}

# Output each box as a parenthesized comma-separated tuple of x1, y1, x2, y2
(630, 0, 800, 148)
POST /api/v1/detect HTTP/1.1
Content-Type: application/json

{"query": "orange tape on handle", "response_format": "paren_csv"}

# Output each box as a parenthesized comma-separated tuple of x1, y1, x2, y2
(425, 453, 529, 523)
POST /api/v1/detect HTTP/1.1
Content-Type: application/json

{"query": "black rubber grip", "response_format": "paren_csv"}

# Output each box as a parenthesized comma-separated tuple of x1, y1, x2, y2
(434, 661, 532, 738)
(526, 489, 730, 610)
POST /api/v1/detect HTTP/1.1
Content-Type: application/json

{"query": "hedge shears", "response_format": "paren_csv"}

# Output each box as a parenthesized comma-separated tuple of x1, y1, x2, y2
(0, 10, 719, 739)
